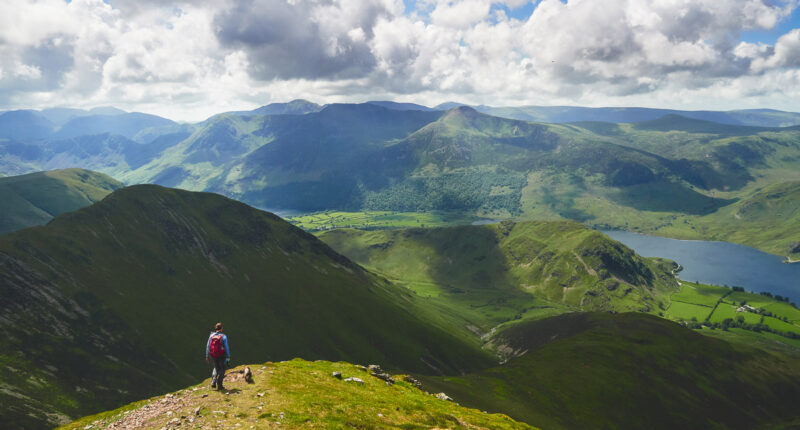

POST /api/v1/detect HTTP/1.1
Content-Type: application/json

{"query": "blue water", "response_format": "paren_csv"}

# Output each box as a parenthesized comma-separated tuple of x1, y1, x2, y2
(602, 230, 800, 304)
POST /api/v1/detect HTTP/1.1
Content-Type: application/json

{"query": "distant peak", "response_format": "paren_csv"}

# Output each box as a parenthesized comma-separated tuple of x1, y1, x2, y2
(88, 106, 126, 116)
(442, 105, 482, 121)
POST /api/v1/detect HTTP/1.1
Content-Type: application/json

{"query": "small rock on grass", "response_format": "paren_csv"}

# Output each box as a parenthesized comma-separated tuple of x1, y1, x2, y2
(332, 371, 342, 379)
(435, 392, 453, 402)
(344, 377, 364, 385)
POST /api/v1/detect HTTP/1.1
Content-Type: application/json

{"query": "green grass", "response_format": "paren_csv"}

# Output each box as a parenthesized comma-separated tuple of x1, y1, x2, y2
(763, 302, 800, 323)
(289, 210, 476, 231)
(420, 312, 800, 430)
(665, 301, 713, 321)
(669, 282, 728, 307)
(59, 359, 533, 430)
(762, 316, 800, 335)
(708, 302, 762, 324)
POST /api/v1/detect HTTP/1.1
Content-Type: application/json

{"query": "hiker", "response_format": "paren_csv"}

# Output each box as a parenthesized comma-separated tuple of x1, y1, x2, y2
(205, 322, 231, 390)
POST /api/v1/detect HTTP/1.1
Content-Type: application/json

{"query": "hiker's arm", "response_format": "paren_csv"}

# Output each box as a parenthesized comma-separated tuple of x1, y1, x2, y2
(205, 335, 211, 360)
(224, 335, 230, 358)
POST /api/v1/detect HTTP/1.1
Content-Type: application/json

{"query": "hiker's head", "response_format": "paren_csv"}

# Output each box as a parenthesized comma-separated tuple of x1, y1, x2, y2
(215, 322, 223, 332)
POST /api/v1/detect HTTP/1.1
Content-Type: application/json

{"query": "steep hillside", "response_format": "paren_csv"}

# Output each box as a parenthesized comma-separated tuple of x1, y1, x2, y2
(319, 221, 679, 329)
(421, 312, 800, 430)
(695, 181, 800, 258)
(59, 359, 532, 430)
(0, 185, 493, 429)
(0, 168, 123, 234)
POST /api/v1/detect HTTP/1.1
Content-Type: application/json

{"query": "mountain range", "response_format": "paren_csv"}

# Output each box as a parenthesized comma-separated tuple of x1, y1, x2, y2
(1, 101, 799, 258)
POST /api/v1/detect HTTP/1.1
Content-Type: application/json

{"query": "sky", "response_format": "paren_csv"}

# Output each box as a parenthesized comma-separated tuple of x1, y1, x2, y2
(1, 0, 800, 121)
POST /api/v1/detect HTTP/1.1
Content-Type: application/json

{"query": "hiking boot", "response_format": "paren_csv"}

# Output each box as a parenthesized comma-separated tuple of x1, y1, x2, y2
(211, 382, 216, 389)
(218, 386, 226, 391)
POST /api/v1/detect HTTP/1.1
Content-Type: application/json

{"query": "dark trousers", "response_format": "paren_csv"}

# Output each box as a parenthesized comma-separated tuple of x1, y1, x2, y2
(211, 356, 226, 388)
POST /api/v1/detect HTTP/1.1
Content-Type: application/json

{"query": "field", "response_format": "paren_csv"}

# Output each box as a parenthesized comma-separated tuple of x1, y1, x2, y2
(664, 281, 800, 341)
(287, 210, 478, 231)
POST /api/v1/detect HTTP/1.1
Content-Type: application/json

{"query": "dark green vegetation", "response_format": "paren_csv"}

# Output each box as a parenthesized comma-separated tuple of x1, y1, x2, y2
(319, 221, 679, 331)
(0, 185, 496, 429)
(60, 359, 532, 430)
(0, 168, 122, 234)
(420, 312, 800, 430)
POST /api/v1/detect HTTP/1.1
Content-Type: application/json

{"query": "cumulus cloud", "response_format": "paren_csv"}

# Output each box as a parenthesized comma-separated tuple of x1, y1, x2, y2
(213, 0, 402, 80)
(0, 0, 799, 120)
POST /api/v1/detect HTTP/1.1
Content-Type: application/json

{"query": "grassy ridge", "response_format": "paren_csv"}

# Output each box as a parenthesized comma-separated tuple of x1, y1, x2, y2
(0, 168, 122, 234)
(420, 313, 800, 430)
(319, 221, 679, 331)
(59, 359, 533, 430)
(0, 185, 494, 428)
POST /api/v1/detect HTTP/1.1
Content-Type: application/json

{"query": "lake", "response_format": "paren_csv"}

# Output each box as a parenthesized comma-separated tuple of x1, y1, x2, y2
(602, 230, 800, 304)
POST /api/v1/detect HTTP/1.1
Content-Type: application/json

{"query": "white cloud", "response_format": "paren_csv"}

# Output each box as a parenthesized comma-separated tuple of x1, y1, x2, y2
(430, 0, 492, 28)
(0, 0, 799, 121)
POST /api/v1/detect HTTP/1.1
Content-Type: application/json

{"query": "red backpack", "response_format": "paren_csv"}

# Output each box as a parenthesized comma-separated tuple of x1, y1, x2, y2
(208, 333, 225, 358)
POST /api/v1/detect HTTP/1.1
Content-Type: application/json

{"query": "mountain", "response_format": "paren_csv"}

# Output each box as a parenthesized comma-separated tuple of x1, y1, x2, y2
(0, 110, 55, 140)
(0, 168, 123, 234)
(420, 312, 800, 430)
(471, 105, 800, 127)
(318, 220, 679, 330)
(243, 99, 322, 116)
(59, 359, 532, 430)
(0, 185, 493, 429)
(38, 108, 89, 126)
(111, 104, 799, 257)
(38, 107, 126, 126)
(686, 181, 800, 258)
(87, 106, 126, 116)
(53, 112, 175, 139)
(1, 102, 798, 256)
(367, 100, 434, 111)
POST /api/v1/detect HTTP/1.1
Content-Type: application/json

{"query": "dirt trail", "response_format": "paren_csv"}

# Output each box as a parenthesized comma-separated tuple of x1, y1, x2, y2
(98, 369, 254, 429)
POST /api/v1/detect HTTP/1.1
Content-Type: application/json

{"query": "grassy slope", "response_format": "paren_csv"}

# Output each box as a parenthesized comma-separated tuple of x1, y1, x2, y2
(0, 185, 494, 429)
(60, 359, 533, 430)
(319, 221, 679, 331)
(420, 312, 800, 430)
(0, 168, 123, 234)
